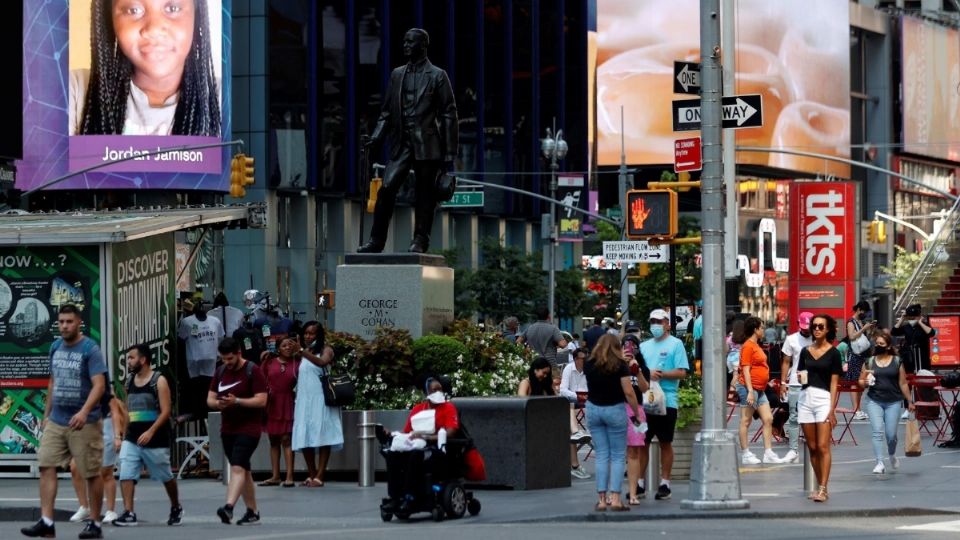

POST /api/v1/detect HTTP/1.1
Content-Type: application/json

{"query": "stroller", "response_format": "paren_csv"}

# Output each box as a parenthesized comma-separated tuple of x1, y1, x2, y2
(377, 423, 482, 522)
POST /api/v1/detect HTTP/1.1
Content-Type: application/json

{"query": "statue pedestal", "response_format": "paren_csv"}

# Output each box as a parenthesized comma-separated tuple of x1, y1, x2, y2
(335, 253, 454, 339)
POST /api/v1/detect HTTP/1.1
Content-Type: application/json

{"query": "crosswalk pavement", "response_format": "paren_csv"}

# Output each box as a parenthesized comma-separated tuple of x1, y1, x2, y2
(897, 519, 960, 532)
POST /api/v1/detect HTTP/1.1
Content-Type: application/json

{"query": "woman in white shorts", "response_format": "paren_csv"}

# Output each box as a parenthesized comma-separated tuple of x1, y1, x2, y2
(797, 314, 843, 503)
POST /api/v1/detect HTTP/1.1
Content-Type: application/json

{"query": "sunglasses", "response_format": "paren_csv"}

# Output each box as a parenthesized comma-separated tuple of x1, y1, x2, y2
(811, 323, 827, 331)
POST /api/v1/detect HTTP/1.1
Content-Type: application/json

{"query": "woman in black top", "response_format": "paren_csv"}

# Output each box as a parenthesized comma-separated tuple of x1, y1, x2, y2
(796, 314, 842, 502)
(584, 334, 643, 512)
(858, 329, 915, 474)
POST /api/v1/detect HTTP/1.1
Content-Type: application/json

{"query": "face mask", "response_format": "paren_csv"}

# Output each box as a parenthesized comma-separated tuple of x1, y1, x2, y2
(426, 391, 446, 404)
(857, 313, 868, 320)
(908, 319, 918, 326)
(650, 324, 665, 338)
(875, 346, 888, 355)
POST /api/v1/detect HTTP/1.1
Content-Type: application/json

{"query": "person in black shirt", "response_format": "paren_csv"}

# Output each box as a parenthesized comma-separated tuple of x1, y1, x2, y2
(796, 315, 843, 503)
(583, 315, 606, 352)
(891, 304, 936, 373)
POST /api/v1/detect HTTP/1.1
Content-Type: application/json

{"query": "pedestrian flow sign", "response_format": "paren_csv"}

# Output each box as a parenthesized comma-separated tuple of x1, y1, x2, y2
(672, 94, 763, 132)
(602, 241, 669, 264)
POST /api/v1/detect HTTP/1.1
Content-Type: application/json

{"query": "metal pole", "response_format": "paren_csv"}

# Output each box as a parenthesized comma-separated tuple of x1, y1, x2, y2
(645, 440, 661, 492)
(358, 411, 377, 487)
(669, 245, 677, 335)
(803, 444, 817, 494)
(682, 0, 749, 510)
(618, 107, 630, 324)
(548, 117, 558, 320)
(721, 0, 738, 279)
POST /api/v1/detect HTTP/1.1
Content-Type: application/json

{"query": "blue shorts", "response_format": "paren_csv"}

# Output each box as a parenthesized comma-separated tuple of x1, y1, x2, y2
(118, 441, 174, 483)
(736, 384, 769, 408)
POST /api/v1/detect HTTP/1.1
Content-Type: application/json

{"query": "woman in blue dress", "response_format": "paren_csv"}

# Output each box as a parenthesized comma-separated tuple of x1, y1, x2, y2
(292, 322, 343, 487)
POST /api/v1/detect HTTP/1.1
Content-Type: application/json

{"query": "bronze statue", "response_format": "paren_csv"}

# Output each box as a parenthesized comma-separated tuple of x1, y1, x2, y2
(358, 28, 459, 254)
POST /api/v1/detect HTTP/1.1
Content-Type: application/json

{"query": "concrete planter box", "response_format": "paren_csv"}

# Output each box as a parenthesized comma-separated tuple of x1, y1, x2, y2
(670, 418, 702, 481)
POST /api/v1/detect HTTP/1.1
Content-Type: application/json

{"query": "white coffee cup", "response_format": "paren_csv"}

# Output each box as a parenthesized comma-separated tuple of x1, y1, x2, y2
(798, 370, 809, 385)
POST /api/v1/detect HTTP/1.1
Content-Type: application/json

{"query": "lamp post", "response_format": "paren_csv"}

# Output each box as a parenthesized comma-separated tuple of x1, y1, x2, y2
(541, 118, 568, 320)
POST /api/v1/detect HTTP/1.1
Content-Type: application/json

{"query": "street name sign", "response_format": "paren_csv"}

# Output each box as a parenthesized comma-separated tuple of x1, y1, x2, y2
(674, 136, 702, 173)
(442, 191, 484, 207)
(602, 241, 669, 264)
(673, 61, 701, 94)
(672, 94, 763, 132)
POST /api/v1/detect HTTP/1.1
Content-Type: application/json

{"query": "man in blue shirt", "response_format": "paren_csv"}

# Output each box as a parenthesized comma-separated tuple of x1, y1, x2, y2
(24, 305, 108, 539)
(636, 309, 689, 502)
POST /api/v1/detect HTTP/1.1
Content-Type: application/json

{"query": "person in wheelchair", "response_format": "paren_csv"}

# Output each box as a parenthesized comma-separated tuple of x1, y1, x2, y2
(377, 378, 479, 519)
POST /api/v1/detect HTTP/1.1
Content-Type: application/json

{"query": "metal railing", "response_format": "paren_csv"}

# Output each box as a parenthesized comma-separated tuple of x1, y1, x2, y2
(892, 195, 960, 316)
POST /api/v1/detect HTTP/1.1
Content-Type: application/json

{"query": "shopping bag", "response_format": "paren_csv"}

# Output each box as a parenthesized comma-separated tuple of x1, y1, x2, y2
(642, 381, 667, 416)
(905, 415, 922, 457)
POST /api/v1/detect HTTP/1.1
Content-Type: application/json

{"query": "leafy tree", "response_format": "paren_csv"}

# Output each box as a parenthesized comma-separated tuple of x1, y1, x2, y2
(469, 238, 545, 323)
(879, 245, 923, 295)
(437, 248, 478, 319)
(555, 266, 585, 321)
(628, 215, 703, 319)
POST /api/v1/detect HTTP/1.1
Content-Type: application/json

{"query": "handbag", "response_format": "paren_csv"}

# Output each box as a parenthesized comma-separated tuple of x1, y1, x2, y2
(320, 366, 355, 407)
(435, 172, 457, 202)
(904, 414, 922, 457)
(641, 381, 667, 416)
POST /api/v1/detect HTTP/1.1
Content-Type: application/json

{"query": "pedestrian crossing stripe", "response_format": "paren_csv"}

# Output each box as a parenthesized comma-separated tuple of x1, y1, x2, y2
(897, 520, 960, 532)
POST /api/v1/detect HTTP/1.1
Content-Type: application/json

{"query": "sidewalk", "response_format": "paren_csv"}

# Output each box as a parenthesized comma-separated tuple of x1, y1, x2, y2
(1, 422, 958, 531)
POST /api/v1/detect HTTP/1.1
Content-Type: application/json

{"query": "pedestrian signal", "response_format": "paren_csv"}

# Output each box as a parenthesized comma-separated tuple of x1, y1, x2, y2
(625, 190, 678, 239)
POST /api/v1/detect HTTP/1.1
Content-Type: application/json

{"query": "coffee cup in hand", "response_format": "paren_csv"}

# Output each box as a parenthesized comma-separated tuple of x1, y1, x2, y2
(798, 370, 809, 385)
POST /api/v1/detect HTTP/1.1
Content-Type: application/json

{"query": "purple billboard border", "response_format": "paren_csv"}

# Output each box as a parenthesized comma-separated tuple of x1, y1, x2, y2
(18, 0, 232, 191)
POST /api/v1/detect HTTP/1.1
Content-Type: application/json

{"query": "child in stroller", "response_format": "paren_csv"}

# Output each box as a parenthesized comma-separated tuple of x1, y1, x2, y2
(378, 377, 482, 522)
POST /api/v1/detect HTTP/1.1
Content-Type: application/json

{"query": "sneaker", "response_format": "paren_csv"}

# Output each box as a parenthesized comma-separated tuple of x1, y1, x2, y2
(782, 449, 799, 464)
(78, 521, 103, 539)
(167, 505, 184, 526)
(19, 519, 55, 538)
(217, 505, 234, 524)
(901, 410, 910, 420)
(741, 451, 761, 465)
(763, 449, 784, 464)
(69, 506, 90, 523)
(101, 510, 118, 524)
(872, 461, 885, 474)
(112, 510, 138, 527)
(654, 483, 672, 500)
(571, 466, 590, 480)
(570, 431, 592, 444)
(236, 508, 261, 526)
(637, 483, 646, 499)
(854, 411, 869, 421)
(890, 455, 900, 470)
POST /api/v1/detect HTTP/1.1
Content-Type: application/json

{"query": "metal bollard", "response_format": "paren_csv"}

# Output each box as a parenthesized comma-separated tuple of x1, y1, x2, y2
(645, 440, 661, 491)
(358, 411, 377, 487)
(802, 444, 816, 493)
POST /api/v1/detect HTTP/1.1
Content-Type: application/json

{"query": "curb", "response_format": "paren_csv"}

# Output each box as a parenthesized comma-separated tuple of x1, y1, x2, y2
(506, 507, 960, 524)
(0, 508, 73, 523)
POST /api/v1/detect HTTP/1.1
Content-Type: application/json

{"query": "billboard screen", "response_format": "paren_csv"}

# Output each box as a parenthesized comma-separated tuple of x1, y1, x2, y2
(596, 0, 850, 178)
(18, 0, 231, 191)
(901, 17, 960, 163)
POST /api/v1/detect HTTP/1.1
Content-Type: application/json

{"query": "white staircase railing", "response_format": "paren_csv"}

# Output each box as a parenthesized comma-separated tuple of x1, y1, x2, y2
(891, 195, 960, 317)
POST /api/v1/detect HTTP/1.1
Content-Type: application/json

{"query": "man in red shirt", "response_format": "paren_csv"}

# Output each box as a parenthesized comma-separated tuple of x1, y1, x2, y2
(207, 338, 268, 526)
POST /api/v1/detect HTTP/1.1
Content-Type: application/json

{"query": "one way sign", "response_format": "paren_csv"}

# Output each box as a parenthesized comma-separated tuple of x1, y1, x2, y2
(672, 94, 763, 132)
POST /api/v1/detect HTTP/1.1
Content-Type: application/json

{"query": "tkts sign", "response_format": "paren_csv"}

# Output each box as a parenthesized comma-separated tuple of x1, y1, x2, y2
(788, 182, 859, 334)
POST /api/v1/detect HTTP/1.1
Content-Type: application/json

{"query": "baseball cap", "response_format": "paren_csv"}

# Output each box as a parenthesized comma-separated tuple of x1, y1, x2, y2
(906, 304, 922, 316)
(798, 312, 814, 330)
(649, 309, 669, 321)
(624, 320, 641, 332)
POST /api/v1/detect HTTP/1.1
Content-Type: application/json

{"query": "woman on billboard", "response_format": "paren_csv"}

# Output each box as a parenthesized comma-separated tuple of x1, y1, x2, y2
(69, 0, 221, 137)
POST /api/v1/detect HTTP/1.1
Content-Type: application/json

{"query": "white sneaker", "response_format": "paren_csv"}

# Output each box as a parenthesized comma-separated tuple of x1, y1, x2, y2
(762, 449, 784, 464)
(102, 510, 119, 524)
(872, 461, 885, 474)
(890, 455, 900, 470)
(901, 410, 910, 420)
(782, 449, 799, 464)
(853, 411, 869, 421)
(570, 466, 591, 480)
(69, 506, 90, 523)
(741, 451, 761, 465)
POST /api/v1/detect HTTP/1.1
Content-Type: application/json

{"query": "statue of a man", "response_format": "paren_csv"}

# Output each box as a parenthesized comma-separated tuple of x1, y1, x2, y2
(358, 28, 459, 254)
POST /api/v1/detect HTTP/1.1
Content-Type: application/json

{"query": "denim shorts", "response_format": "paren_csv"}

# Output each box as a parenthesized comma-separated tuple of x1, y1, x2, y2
(736, 384, 769, 408)
(118, 441, 174, 483)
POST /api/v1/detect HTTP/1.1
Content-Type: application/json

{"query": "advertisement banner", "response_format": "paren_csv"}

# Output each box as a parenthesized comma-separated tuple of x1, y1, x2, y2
(787, 182, 858, 334)
(18, 0, 232, 191)
(901, 17, 960, 163)
(596, 0, 850, 177)
(929, 316, 960, 368)
(557, 175, 586, 242)
(0, 246, 101, 455)
(111, 235, 176, 387)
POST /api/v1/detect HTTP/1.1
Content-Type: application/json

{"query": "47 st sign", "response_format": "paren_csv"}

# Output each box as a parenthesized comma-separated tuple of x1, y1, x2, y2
(672, 94, 763, 132)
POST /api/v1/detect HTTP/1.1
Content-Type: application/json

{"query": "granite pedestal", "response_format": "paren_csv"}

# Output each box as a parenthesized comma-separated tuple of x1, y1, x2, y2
(336, 253, 454, 339)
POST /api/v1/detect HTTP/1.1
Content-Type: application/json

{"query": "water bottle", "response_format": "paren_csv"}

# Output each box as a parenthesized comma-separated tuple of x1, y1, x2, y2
(437, 428, 447, 452)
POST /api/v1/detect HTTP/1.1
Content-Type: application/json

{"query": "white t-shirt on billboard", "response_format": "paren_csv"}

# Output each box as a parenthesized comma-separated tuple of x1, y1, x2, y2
(69, 69, 178, 136)
(780, 331, 813, 386)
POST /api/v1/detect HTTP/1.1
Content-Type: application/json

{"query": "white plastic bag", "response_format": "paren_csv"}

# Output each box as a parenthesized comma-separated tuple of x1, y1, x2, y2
(390, 432, 427, 452)
(409, 408, 437, 434)
(642, 381, 667, 416)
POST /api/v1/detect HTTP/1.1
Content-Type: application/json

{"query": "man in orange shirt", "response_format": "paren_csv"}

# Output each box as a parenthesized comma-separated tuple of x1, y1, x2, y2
(736, 317, 784, 465)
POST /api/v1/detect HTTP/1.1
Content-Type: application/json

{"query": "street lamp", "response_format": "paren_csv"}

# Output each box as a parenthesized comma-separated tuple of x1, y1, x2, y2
(541, 118, 568, 321)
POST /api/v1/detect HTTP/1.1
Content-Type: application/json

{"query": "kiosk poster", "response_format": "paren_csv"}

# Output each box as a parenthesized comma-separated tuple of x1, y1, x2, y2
(111, 235, 177, 388)
(0, 245, 101, 455)
(929, 316, 960, 368)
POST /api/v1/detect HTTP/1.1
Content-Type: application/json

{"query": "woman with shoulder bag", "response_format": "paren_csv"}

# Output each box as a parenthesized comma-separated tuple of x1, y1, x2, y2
(858, 329, 915, 474)
(845, 301, 876, 420)
(291, 322, 343, 487)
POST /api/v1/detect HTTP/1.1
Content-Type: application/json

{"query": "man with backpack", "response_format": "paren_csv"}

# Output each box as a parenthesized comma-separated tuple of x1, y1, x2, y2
(112, 344, 182, 527)
(207, 337, 268, 526)
(22, 305, 108, 539)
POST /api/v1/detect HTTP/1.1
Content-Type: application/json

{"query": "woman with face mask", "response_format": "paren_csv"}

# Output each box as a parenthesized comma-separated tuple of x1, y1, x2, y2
(858, 329, 915, 474)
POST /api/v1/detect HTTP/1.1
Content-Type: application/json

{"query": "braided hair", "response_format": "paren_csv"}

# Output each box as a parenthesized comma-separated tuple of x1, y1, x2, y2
(79, 0, 220, 136)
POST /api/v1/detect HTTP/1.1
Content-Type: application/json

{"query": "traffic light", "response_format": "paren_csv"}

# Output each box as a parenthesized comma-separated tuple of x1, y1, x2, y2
(625, 189, 678, 239)
(317, 290, 335, 309)
(876, 220, 886, 243)
(866, 220, 876, 243)
(229, 153, 255, 198)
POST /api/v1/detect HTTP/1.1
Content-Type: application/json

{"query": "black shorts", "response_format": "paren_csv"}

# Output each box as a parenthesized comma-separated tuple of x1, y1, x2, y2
(222, 433, 260, 471)
(644, 407, 678, 444)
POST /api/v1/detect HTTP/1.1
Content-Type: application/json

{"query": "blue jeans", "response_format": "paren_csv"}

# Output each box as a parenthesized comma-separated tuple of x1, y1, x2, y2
(863, 396, 902, 462)
(586, 401, 628, 495)
(786, 386, 801, 452)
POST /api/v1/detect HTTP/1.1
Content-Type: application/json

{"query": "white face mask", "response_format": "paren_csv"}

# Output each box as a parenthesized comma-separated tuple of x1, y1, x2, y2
(907, 319, 919, 326)
(426, 391, 446, 404)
